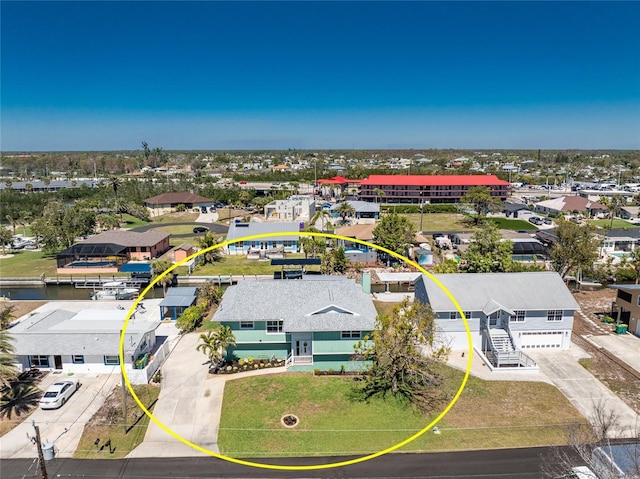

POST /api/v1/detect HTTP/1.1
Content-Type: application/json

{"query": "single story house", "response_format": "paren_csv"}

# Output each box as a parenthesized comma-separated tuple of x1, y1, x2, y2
(265, 197, 316, 223)
(159, 287, 199, 320)
(503, 201, 535, 219)
(143, 192, 213, 217)
(224, 221, 300, 256)
(534, 196, 607, 217)
(330, 200, 380, 220)
(10, 308, 161, 383)
(599, 228, 640, 256)
(213, 277, 377, 371)
(334, 223, 378, 265)
(56, 230, 171, 273)
(619, 206, 640, 221)
(414, 272, 579, 368)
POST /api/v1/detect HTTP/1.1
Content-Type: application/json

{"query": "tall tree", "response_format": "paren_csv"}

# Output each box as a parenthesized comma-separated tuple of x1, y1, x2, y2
(320, 246, 348, 274)
(461, 222, 514, 273)
(461, 186, 503, 224)
(372, 212, 416, 262)
(353, 298, 449, 413)
(550, 217, 601, 279)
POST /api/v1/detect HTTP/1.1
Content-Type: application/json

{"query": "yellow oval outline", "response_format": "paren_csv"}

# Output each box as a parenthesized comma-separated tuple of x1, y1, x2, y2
(120, 230, 473, 470)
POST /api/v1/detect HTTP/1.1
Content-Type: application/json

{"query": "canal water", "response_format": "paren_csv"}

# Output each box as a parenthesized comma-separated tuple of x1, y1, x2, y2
(0, 284, 165, 301)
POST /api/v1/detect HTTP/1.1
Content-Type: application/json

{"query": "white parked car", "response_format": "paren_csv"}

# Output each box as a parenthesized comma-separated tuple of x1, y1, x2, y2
(39, 379, 80, 409)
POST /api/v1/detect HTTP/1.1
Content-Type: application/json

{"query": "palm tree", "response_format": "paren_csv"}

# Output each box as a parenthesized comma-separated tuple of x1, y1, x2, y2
(196, 326, 236, 365)
(213, 325, 236, 362)
(151, 259, 175, 296)
(373, 188, 386, 204)
(311, 210, 331, 232)
(335, 201, 356, 224)
(0, 330, 18, 388)
(196, 331, 219, 365)
(196, 282, 223, 308)
(196, 233, 223, 265)
(0, 383, 43, 419)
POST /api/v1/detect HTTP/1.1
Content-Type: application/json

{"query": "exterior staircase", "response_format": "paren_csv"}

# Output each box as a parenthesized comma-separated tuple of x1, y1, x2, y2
(483, 328, 537, 369)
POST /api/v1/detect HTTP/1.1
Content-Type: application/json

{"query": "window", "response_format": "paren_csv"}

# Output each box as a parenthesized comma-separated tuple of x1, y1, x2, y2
(449, 312, 457, 320)
(450, 311, 472, 320)
(266, 320, 284, 334)
(547, 310, 563, 322)
(72, 355, 84, 364)
(341, 331, 361, 339)
(240, 321, 254, 329)
(104, 355, 120, 365)
(618, 289, 632, 303)
(510, 310, 526, 322)
(29, 355, 49, 367)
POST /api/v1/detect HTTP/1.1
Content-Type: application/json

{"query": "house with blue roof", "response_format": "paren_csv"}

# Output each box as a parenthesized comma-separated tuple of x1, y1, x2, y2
(159, 287, 199, 320)
(212, 277, 377, 371)
(224, 221, 300, 256)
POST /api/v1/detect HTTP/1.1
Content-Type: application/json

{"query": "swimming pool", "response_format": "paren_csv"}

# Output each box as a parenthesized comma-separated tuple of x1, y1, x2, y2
(610, 252, 630, 259)
(67, 261, 116, 268)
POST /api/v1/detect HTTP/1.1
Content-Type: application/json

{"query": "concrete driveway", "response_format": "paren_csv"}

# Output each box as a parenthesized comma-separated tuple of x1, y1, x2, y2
(128, 332, 285, 458)
(588, 333, 640, 373)
(0, 373, 119, 459)
(528, 347, 640, 437)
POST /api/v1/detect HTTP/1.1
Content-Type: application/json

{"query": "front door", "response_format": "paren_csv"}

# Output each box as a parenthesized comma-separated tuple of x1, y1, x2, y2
(489, 313, 498, 327)
(54, 355, 63, 369)
(295, 340, 311, 356)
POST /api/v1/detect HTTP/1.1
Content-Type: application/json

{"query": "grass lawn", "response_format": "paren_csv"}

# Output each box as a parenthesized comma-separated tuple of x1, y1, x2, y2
(74, 385, 160, 459)
(373, 300, 399, 318)
(487, 217, 537, 231)
(121, 214, 151, 230)
(0, 250, 58, 278)
(218, 367, 586, 457)
(402, 213, 472, 232)
(587, 219, 640, 229)
(151, 212, 200, 223)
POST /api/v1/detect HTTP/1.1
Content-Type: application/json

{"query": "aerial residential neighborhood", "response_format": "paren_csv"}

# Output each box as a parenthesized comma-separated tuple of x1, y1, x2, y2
(2, 1, 639, 478)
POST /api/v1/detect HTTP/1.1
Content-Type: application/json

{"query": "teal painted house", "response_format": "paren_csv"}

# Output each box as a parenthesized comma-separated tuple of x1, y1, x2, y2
(212, 278, 377, 372)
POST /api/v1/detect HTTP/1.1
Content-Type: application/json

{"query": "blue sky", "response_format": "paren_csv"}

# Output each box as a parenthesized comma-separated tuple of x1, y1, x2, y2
(2, 1, 639, 151)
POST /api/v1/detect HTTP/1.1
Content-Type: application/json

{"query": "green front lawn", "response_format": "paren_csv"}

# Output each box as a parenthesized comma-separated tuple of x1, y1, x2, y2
(402, 213, 471, 232)
(0, 250, 58, 278)
(587, 219, 640, 229)
(121, 214, 151, 230)
(218, 367, 585, 457)
(487, 218, 537, 231)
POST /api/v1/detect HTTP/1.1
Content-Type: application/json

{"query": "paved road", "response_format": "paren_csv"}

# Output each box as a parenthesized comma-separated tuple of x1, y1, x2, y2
(132, 222, 228, 238)
(1, 446, 561, 478)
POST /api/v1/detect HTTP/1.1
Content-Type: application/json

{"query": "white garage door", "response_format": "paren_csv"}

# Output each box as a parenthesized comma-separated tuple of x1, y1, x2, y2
(520, 331, 563, 349)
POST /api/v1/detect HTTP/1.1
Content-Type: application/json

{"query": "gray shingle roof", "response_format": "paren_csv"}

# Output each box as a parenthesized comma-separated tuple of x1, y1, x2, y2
(226, 222, 300, 242)
(416, 272, 579, 312)
(330, 201, 380, 214)
(213, 278, 376, 332)
(79, 230, 170, 247)
(10, 309, 160, 356)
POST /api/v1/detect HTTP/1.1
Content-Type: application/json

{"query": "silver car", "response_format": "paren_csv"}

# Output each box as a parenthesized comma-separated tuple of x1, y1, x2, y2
(39, 379, 80, 409)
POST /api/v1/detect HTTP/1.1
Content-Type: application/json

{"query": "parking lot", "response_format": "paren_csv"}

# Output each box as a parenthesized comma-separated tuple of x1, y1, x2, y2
(0, 373, 119, 459)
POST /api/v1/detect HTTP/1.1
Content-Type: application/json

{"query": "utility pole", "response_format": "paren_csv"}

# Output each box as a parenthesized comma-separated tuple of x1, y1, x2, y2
(120, 330, 127, 433)
(419, 202, 425, 233)
(33, 423, 48, 479)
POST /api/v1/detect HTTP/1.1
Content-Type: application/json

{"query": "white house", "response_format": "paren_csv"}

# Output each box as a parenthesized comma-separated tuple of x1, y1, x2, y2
(10, 308, 162, 384)
(225, 221, 300, 256)
(414, 272, 579, 369)
(264, 197, 316, 223)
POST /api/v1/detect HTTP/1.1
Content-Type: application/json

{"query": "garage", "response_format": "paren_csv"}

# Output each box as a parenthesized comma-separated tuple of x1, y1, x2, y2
(519, 331, 564, 349)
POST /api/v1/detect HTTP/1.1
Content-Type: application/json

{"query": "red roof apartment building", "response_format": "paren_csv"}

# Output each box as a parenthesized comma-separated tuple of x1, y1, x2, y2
(356, 174, 510, 204)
